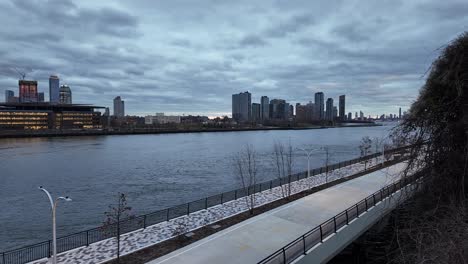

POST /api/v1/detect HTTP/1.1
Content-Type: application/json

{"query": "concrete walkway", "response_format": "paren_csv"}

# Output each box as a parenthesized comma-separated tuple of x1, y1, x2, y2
(147, 162, 407, 264)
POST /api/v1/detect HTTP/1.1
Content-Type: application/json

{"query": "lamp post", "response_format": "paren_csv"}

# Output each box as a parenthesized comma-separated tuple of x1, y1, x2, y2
(298, 147, 315, 178)
(39, 186, 72, 264)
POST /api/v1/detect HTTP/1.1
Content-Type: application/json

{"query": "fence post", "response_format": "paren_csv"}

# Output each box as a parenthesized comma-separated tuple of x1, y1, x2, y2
(333, 216, 337, 233)
(48, 240, 51, 258)
(270, 180, 272, 190)
(2, 252, 5, 264)
(221, 193, 224, 204)
(166, 208, 170, 221)
(303, 235, 307, 254)
(205, 198, 208, 209)
(282, 248, 286, 263)
(143, 215, 147, 229)
(187, 203, 190, 215)
(373, 194, 376, 206)
(86, 230, 89, 246)
(235, 190, 237, 200)
(365, 199, 368, 211)
(320, 225, 323, 242)
(345, 211, 349, 225)
(356, 205, 359, 218)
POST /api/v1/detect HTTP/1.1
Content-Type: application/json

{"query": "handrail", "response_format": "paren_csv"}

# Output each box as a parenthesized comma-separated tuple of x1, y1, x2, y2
(257, 170, 423, 264)
(0, 145, 413, 264)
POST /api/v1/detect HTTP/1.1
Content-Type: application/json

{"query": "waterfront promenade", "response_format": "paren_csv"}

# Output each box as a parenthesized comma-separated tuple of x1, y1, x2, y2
(147, 162, 407, 264)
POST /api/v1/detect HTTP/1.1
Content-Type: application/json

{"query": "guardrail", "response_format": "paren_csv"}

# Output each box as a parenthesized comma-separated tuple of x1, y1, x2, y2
(257, 169, 423, 264)
(0, 145, 412, 264)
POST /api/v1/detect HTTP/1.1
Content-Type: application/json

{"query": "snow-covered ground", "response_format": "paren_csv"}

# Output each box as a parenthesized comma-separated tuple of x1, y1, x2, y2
(30, 155, 399, 264)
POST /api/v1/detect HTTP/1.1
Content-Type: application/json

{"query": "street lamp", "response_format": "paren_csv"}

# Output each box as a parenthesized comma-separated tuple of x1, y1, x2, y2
(297, 147, 318, 178)
(38, 186, 72, 264)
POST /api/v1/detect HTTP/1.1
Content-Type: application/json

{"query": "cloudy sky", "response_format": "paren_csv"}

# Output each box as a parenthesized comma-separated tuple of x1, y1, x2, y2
(0, 0, 467, 117)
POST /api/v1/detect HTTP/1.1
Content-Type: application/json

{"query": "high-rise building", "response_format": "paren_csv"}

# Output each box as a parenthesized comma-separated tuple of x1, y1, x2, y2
(399, 107, 402, 119)
(348, 112, 352, 120)
(295, 102, 315, 122)
(19, 80, 38, 102)
(252, 103, 261, 122)
(314, 92, 324, 120)
(5, 90, 14, 103)
(113, 96, 125, 117)
(289, 104, 294, 117)
(333, 106, 338, 119)
(326, 98, 334, 121)
(261, 96, 269, 120)
(49, 75, 60, 103)
(269, 99, 288, 120)
(339, 95, 345, 120)
(232, 91, 251, 122)
(38, 92, 45, 102)
(59, 85, 72, 104)
(359, 111, 364, 119)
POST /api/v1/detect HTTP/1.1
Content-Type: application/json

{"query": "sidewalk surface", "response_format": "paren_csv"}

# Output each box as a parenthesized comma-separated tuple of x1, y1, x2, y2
(147, 162, 407, 264)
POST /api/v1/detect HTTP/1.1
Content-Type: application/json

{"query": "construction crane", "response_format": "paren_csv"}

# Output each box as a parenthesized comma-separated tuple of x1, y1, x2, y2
(12, 67, 27, 80)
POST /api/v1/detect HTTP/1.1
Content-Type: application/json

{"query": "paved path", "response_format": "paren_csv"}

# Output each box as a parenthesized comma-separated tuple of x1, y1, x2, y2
(147, 162, 406, 264)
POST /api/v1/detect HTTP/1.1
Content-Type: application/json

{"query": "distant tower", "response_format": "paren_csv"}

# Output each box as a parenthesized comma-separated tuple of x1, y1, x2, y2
(49, 75, 60, 103)
(59, 85, 72, 104)
(348, 112, 352, 120)
(232, 91, 251, 122)
(38, 92, 45, 102)
(399, 107, 402, 119)
(314, 92, 324, 120)
(113, 96, 125, 117)
(19, 80, 38, 102)
(326, 98, 334, 121)
(339, 95, 345, 121)
(260, 96, 269, 120)
(5, 90, 14, 103)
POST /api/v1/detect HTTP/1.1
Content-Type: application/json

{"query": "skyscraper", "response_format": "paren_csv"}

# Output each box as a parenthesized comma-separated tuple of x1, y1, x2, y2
(38, 92, 45, 102)
(232, 91, 251, 122)
(113, 96, 125, 117)
(314, 92, 324, 120)
(326, 98, 334, 121)
(260, 96, 269, 120)
(19, 80, 38, 102)
(399, 107, 402, 119)
(333, 106, 338, 119)
(348, 112, 352, 120)
(59, 85, 72, 104)
(49, 75, 60, 103)
(269, 99, 288, 120)
(5, 90, 14, 103)
(339, 95, 345, 120)
(252, 103, 261, 122)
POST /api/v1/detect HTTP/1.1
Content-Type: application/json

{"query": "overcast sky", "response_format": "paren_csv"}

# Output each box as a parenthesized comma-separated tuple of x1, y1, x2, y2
(0, 0, 467, 117)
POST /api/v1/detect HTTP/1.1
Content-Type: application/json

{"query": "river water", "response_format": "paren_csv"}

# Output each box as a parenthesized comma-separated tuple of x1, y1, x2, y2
(0, 123, 396, 251)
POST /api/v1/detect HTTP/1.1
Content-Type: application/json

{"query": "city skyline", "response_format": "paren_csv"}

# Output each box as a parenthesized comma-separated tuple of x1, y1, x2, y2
(0, 1, 466, 116)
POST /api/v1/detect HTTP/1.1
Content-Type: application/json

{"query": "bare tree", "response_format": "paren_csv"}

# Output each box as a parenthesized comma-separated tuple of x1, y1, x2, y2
(234, 144, 258, 215)
(272, 141, 294, 198)
(103, 193, 132, 263)
(359, 136, 372, 170)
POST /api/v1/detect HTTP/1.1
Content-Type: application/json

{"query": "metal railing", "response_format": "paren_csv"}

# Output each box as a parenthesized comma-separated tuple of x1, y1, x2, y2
(257, 170, 423, 264)
(0, 145, 411, 264)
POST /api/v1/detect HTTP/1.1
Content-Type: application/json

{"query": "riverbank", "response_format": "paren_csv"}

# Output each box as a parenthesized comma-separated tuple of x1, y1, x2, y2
(0, 123, 380, 139)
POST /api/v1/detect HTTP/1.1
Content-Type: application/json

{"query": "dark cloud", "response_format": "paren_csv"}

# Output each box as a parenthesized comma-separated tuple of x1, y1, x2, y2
(0, 0, 467, 116)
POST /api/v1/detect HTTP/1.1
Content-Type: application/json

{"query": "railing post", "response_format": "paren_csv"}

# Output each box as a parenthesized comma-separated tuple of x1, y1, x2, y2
(2, 252, 5, 264)
(270, 180, 272, 190)
(365, 199, 368, 211)
(143, 215, 147, 229)
(282, 248, 286, 263)
(319, 225, 323, 242)
(187, 203, 190, 215)
(333, 216, 337, 233)
(356, 205, 359, 218)
(205, 198, 208, 209)
(166, 208, 170, 221)
(221, 193, 224, 204)
(48, 240, 51, 258)
(345, 210, 349, 225)
(303, 235, 307, 254)
(235, 190, 237, 200)
(86, 230, 89, 246)
(373, 194, 376, 206)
